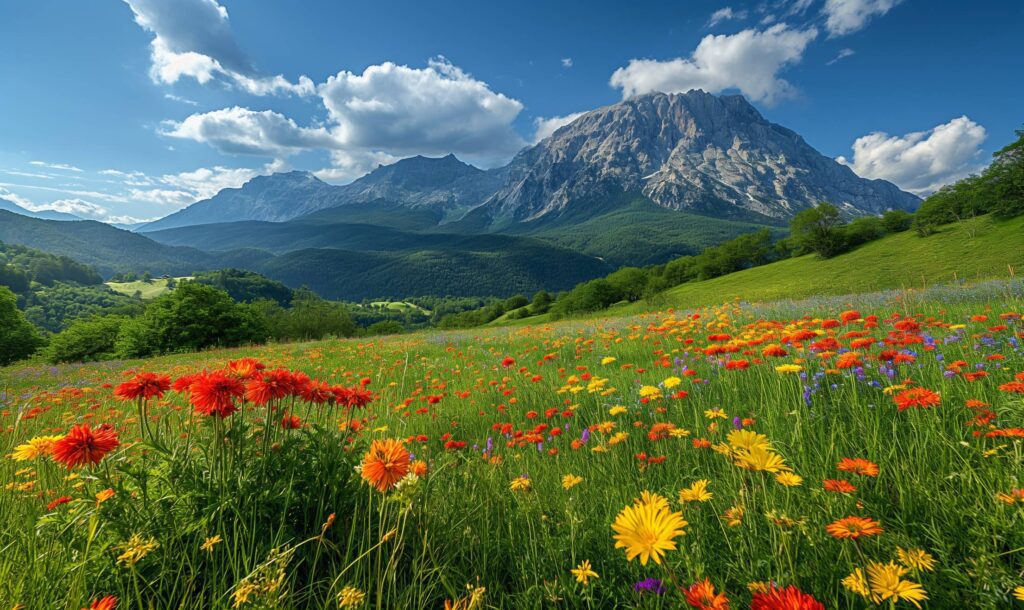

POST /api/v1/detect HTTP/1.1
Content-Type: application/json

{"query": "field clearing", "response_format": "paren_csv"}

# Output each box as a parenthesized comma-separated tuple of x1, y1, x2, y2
(105, 277, 192, 299)
(2, 281, 1023, 608)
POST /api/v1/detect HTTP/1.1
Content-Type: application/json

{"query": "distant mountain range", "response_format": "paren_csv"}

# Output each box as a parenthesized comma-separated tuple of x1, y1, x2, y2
(1, 90, 920, 299)
(0, 198, 81, 222)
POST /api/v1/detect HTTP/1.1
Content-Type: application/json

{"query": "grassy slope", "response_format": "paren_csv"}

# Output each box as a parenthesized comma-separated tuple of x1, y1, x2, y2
(496, 214, 1024, 325)
(106, 277, 191, 300)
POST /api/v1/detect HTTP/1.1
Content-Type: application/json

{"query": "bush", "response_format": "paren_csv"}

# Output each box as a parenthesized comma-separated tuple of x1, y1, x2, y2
(115, 283, 269, 357)
(42, 315, 127, 364)
(0, 286, 43, 365)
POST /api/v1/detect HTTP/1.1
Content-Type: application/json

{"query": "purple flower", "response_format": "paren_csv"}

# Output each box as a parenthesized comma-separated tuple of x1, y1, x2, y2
(581, 428, 590, 443)
(633, 578, 665, 595)
(732, 416, 743, 430)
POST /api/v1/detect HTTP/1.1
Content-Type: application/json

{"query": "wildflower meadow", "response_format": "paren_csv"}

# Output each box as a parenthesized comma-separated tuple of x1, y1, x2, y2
(2, 283, 1024, 609)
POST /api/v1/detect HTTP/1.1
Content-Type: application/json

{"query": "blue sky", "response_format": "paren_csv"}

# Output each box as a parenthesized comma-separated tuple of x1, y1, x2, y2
(0, 0, 1020, 223)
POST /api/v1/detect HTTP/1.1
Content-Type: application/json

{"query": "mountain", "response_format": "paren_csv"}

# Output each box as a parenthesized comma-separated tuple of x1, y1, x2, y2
(471, 90, 918, 226)
(0, 198, 82, 222)
(139, 171, 339, 232)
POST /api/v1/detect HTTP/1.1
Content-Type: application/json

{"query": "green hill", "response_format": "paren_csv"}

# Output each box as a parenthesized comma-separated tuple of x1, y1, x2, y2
(654, 214, 1023, 310)
(106, 277, 191, 299)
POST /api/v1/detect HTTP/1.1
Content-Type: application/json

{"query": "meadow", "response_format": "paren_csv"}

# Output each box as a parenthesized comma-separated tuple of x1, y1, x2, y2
(2, 281, 1023, 609)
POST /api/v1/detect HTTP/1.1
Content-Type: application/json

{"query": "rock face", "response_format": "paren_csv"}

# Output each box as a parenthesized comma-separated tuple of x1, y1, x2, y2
(478, 90, 919, 222)
(140, 171, 338, 232)
(329, 154, 504, 221)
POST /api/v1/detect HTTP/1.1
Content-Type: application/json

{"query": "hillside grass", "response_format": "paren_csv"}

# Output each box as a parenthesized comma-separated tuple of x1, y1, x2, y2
(106, 276, 191, 299)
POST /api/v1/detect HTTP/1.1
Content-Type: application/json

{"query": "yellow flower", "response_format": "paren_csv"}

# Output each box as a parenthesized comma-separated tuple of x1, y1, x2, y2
(775, 472, 803, 487)
(601, 356, 617, 365)
(669, 427, 691, 438)
(723, 505, 744, 527)
(608, 405, 627, 416)
(734, 446, 790, 473)
(678, 479, 713, 503)
(201, 535, 223, 552)
(639, 385, 663, 400)
(704, 408, 727, 419)
(897, 547, 936, 573)
(842, 568, 871, 597)
(866, 562, 928, 608)
(337, 585, 366, 607)
(8, 435, 63, 461)
(561, 474, 584, 490)
(1014, 586, 1024, 601)
(775, 364, 803, 374)
(509, 476, 532, 492)
(95, 488, 116, 505)
(611, 492, 687, 565)
(570, 560, 598, 585)
(116, 533, 159, 567)
(663, 376, 681, 389)
(592, 421, 616, 434)
(726, 429, 771, 452)
(608, 432, 629, 445)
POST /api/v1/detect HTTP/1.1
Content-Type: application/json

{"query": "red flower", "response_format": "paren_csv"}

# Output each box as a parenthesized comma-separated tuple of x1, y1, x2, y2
(227, 358, 265, 379)
(281, 414, 303, 429)
(893, 387, 941, 411)
(113, 372, 171, 401)
(52, 424, 120, 469)
(684, 578, 729, 609)
(823, 479, 858, 493)
(245, 368, 295, 405)
(501, 356, 516, 367)
(47, 495, 72, 510)
(86, 596, 118, 610)
(750, 585, 824, 610)
(172, 373, 202, 394)
(190, 371, 245, 418)
(300, 379, 333, 404)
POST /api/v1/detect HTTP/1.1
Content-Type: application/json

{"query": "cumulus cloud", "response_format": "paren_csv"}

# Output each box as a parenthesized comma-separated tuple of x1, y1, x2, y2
(837, 116, 987, 195)
(43, 198, 110, 219)
(124, 0, 313, 96)
(314, 151, 401, 183)
(609, 24, 818, 104)
(822, 0, 903, 36)
(532, 112, 587, 143)
(160, 107, 338, 156)
(319, 58, 526, 166)
(707, 7, 748, 28)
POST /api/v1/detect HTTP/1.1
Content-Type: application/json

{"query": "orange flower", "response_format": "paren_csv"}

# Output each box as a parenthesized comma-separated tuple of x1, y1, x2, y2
(85, 596, 118, 610)
(226, 358, 265, 379)
(826, 516, 883, 539)
(751, 585, 824, 610)
(998, 381, 1024, 394)
(684, 579, 729, 609)
(113, 372, 170, 401)
(837, 457, 880, 477)
(823, 479, 858, 493)
(245, 369, 295, 405)
(410, 459, 429, 477)
(361, 439, 410, 492)
(52, 424, 120, 469)
(893, 388, 940, 411)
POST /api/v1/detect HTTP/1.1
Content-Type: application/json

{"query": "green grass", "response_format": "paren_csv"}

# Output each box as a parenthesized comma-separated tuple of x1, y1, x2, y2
(105, 276, 191, 299)
(365, 301, 430, 313)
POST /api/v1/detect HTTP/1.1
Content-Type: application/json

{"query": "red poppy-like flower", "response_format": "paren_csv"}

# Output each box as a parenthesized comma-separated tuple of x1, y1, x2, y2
(501, 356, 516, 367)
(52, 424, 120, 469)
(281, 414, 303, 429)
(823, 479, 858, 493)
(86, 596, 118, 610)
(190, 371, 246, 418)
(751, 585, 824, 610)
(300, 379, 333, 404)
(245, 368, 295, 405)
(113, 372, 171, 401)
(893, 387, 940, 411)
(47, 495, 72, 510)
(172, 372, 202, 394)
(999, 381, 1024, 394)
(684, 578, 729, 609)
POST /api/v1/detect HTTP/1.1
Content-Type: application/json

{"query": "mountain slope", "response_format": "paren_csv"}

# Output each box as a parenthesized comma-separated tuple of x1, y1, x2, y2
(0, 198, 82, 221)
(475, 90, 918, 225)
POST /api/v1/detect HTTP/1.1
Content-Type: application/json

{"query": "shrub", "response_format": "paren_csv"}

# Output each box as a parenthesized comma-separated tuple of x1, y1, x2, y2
(0, 286, 43, 365)
(42, 315, 127, 364)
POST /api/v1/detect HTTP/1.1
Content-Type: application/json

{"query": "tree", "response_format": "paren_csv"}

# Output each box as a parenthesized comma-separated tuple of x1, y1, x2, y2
(115, 283, 269, 357)
(790, 203, 847, 258)
(0, 286, 43, 365)
(43, 315, 126, 364)
(881, 210, 913, 233)
(988, 128, 1024, 219)
(530, 290, 553, 314)
(606, 267, 649, 302)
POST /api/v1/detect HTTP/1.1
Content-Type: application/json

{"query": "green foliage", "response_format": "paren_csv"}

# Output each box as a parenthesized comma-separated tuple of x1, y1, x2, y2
(365, 320, 406, 335)
(252, 289, 357, 342)
(115, 283, 270, 358)
(881, 209, 913, 233)
(912, 127, 1024, 233)
(0, 286, 43, 365)
(789, 203, 847, 258)
(0, 240, 102, 288)
(21, 282, 141, 333)
(530, 290, 553, 314)
(190, 268, 294, 306)
(41, 315, 127, 364)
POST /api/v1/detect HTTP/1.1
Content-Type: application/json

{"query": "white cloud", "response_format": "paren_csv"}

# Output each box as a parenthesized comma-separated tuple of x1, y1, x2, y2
(314, 151, 401, 183)
(0, 186, 37, 208)
(124, 0, 313, 96)
(707, 7, 748, 28)
(158, 160, 287, 199)
(561, 57, 573, 68)
(826, 48, 855, 65)
(822, 0, 903, 37)
(532, 112, 587, 143)
(837, 116, 987, 195)
(609, 24, 818, 104)
(29, 160, 83, 172)
(160, 107, 338, 156)
(319, 57, 526, 166)
(43, 198, 110, 219)
(164, 93, 199, 106)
